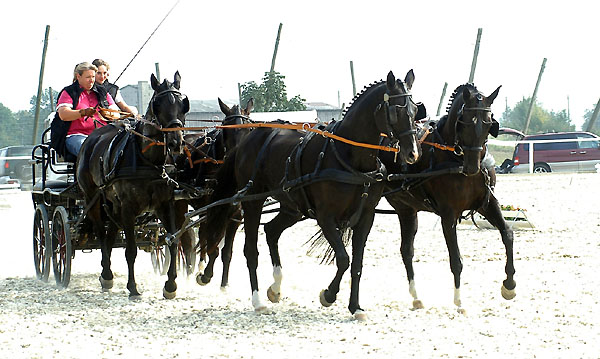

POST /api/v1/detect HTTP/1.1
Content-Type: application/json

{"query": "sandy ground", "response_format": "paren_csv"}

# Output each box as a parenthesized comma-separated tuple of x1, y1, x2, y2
(0, 172, 599, 358)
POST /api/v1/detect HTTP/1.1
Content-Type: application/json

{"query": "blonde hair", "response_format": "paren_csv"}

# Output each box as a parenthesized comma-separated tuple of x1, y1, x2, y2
(72, 62, 98, 82)
(92, 58, 110, 70)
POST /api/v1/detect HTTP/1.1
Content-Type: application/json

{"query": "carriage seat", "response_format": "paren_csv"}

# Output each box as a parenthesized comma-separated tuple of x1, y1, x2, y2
(32, 179, 70, 192)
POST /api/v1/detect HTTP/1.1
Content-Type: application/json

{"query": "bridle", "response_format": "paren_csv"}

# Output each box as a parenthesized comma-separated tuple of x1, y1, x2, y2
(379, 91, 418, 140)
(453, 102, 493, 154)
(147, 88, 186, 129)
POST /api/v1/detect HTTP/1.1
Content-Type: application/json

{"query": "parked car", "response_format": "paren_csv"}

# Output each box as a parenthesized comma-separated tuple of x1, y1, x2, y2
(0, 145, 35, 182)
(509, 131, 600, 173)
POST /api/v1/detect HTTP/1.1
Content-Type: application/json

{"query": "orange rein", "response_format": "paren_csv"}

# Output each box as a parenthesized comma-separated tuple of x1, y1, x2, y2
(163, 122, 404, 153)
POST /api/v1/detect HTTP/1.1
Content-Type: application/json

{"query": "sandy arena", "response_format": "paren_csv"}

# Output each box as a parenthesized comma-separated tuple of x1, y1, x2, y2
(0, 172, 598, 358)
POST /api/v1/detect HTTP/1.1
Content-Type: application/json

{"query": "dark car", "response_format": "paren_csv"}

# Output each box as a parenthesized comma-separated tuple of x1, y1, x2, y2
(510, 131, 600, 173)
(0, 145, 35, 182)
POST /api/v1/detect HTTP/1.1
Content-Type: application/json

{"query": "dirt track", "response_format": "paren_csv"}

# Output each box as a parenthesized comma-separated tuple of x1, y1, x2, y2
(1, 173, 598, 358)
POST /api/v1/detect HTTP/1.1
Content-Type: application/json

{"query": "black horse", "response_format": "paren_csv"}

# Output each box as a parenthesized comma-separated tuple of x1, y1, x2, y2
(382, 83, 516, 312)
(204, 70, 422, 320)
(175, 98, 253, 287)
(76, 72, 189, 299)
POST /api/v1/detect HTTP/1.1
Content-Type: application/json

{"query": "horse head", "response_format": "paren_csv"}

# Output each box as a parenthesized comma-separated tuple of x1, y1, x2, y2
(374, 70, 422, 164)
(218, 97, 253, 152)
(147, 71, 190, 156)
(452, 84, 501, 176)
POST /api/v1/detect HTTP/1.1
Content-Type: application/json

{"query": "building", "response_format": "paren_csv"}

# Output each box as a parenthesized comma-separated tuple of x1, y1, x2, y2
(120, 81, 153, 114)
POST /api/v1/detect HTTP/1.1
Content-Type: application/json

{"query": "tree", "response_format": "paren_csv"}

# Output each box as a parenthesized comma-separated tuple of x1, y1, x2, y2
(582, 107, 600, 135)
(500, 97, 574, 134)
(240, 71, 306, 112)
(0, 102, 17, 146)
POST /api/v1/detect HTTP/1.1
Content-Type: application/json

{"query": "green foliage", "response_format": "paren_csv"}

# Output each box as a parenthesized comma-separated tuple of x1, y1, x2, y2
(240, 71, 306, 112)
(0, 87, 56, 146)
(582, 107, 600, 135)
(500, 97, 574, 134)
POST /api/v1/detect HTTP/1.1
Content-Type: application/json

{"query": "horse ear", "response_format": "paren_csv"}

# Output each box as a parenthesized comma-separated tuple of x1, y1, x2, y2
(462, 87, 472, 102)
(416, 102, 427, 121)
(404, 69, 415, 90)
(489, 115, 500, 137)
(386, 71, 396, 90)
(173, 71, 181, 89)
(486, 85, 501, 105)
(182, 96, 190, 114)
(150, 73, 160, 91)
(245, 98, 254, 114)
(218, 98, 232, 116)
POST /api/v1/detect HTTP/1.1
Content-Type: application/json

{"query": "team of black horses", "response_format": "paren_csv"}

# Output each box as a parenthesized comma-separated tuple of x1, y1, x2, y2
(73, 69, 515, 320)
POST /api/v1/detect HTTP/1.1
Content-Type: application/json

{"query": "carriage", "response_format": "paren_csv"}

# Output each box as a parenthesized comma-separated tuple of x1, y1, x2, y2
(30, 126, 197, 289)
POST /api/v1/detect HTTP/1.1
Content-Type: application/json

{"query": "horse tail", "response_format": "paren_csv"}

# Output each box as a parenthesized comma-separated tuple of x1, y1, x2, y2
(202, 147, 240, 255)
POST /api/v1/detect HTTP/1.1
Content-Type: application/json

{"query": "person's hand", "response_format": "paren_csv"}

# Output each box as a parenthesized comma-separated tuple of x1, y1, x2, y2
(79, 107, 96, 118)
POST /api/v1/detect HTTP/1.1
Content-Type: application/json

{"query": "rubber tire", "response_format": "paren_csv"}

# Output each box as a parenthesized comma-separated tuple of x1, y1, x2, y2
(51, 206, 72, 288)
(33, 204, 51, 282)
(533, 163, 551, 173)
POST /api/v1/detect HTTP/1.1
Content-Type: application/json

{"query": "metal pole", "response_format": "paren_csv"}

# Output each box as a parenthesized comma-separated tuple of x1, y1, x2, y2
(523, 58, 547, 134)
(436, 82, 448, 116)
(468, 28, 482, 83)
(155, 63, 161, 82)
(238, 83, 243, 106)
(350, 61, 356, 97)
(32, 25, 50, 145)
(586, 97, 600, 132)
(270, 23, 283, 72)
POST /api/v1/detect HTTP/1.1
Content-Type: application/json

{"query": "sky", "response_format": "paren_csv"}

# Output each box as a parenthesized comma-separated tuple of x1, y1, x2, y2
(1, 0, 599, 130)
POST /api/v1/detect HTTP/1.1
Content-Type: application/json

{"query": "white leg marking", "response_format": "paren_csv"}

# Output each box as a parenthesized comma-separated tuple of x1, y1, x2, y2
(197, 259, 206, 275)
(409, 279, 424, 309)
(252, 290, 267, 312)
(454, 287, 462, 307)
(354, 309, 368, 321)
(271, 265, 283, 293)
(218, 238, 225, 251)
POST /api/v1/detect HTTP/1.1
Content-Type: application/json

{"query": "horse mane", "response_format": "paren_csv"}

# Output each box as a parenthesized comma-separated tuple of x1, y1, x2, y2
(445, 83, 479, 114)
(341, 80, 386, 118)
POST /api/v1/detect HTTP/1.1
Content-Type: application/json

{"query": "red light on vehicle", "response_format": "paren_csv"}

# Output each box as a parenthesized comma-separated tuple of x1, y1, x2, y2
(4, 162, 8, 169)
(514, 156, 519, 165)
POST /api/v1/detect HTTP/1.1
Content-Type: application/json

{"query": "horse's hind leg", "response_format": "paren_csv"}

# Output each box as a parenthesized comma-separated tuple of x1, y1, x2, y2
(90, 201, 114, 291)
(396, 208, 423, 309)
(316, 217, 349, 309)
(478, 196, 516, 300)
(263, 207, 302, 303)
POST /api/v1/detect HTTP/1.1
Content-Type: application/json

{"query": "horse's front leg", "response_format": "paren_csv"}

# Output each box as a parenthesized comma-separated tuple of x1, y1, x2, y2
(93, 201, 114, 291)
(347, 209, 376, 321)
(478, 196, 516, 300)
(396, 207, 423, 309)
(158, 204, 178, 299)
(122, 214, 141, 298)
(241, 200, 266, 311)
(440, 213, 464, 314)
(220, 214, 241, 288)
(263, 207, 301, 303)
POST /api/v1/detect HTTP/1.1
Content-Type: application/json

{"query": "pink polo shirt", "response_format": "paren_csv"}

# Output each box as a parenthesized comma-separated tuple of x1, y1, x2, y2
(56, 86, 115, 136)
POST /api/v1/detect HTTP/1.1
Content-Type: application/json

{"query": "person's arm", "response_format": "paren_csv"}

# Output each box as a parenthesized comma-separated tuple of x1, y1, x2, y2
(57, 106, 95, 121)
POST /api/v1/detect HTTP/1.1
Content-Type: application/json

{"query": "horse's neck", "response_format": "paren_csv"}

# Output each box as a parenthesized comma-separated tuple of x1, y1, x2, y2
(137, 122, 166, 165)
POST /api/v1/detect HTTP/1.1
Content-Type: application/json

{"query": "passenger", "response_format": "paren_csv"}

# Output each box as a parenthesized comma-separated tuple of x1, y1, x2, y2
(92, 58, 138, 115)
(54, 62, 116, 157)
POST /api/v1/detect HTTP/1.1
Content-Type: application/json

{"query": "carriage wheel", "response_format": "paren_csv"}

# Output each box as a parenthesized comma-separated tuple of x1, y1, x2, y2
(33, 204, 51, 282)
(151, 244, 171, 276)
(51, 206, 72, 288)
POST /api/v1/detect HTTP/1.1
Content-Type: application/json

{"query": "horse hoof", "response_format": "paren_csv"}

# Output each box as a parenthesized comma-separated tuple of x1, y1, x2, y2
(163, 287, 176, 300)
(196, 274, 209, 286)
(412, 299, 424, 309)
(99, 276, 113, 291)
(129, 294, 142, 301)
(501, 285, 516, 300)
(267, 287, 281, 303)
(457, 307, 467, 316)
(254, 305, 269, 313)
(354, 310, 368, 322)
(319, 289, 334, 307)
